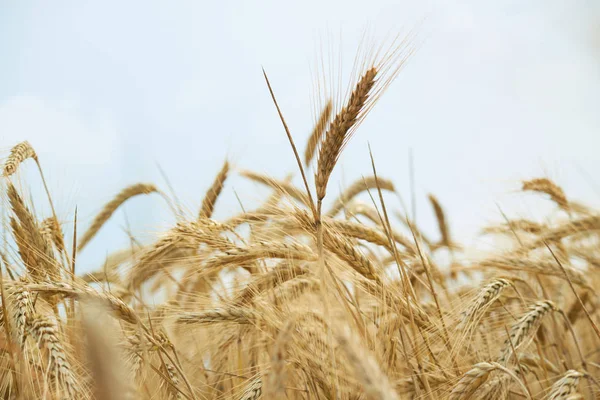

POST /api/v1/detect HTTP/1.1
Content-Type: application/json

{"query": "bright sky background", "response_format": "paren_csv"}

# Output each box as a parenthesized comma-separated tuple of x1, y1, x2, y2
(1, 1, 599, 272)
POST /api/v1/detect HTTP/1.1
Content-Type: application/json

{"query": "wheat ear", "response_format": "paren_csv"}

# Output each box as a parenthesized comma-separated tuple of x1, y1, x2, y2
(3, 141, 37, 177)
(78, 183, 158, 251)
(547, 370, 584, 400)
(316, 68, 377, 201)
(449, 362, 497, 400)
(199, 160, 229, 219)
(428, 194, 452, 248)
(522, 178, 568, 210)
(304, 99, 333, 166)
(239, 377, 262, 400)
(498, 300, 556, 364)
(327, 176, 395, 217)
(29, 314, 80, 397)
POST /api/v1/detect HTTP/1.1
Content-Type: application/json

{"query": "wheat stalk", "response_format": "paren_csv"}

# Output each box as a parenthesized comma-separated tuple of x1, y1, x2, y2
(547, 370, 584, 400)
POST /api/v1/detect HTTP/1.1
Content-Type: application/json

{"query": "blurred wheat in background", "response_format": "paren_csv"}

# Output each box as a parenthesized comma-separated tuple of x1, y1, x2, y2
(2, 21, 600, 400)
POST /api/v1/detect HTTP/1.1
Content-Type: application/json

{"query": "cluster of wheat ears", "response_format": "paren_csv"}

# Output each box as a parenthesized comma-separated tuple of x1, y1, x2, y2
(1, 39, 599, 400)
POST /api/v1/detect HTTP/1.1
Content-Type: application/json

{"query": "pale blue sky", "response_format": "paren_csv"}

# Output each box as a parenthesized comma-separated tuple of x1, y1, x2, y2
(1, 1, 599, 271)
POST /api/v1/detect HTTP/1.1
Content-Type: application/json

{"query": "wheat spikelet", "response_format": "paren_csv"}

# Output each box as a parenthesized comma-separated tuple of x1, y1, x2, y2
(173, 220, 234, 251)
(5, 283, 33, 346)
(473, 364, 530, 400)
(163, 362, 183, 400)
(326, 218, 401, 253)
(232, 263, 307, 305)
(239, 377, 262, 400)
(448, 362, 496, 400)
(304, 99, 333, 166)
(498, 300, 556, 364)
(29, 314, 80, 397)
(196, 240, 317, 281)
(3, 141, 37, 177)
(240, 170, 310, 206)
(127, 223, 215, 289)
(293, 208, 382, 280)
(18, 281, 140, 325)
(324, 230, 380, 281)
(290, 208, 414, 253)
(316, 67, 377, 201)
(7, 183, 56, 281)
(78, 183, 158, 251)
(327, 176, 395, 217)
(199, 160, 229, 219)
(257, 276, 318, 306)
(428, 194, 451, 248)
(547, 370, 584, 400)
(40, 217, 65, 254)
(177, 307, 257, 325)
(523, 177, 569, 209)
(458, 278, 511, 330)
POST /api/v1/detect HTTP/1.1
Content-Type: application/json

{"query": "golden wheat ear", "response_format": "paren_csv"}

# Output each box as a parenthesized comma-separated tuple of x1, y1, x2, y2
(522, 177, 569, 210)
(78, 183, 158, 251)
(304, 99, 332, 167)
(327, 175, 394, 217)
(313, 35, 414, 204)
(3, 141, 37, 177)
(199, 159, 229, 219)
(315, 67, 377, 202)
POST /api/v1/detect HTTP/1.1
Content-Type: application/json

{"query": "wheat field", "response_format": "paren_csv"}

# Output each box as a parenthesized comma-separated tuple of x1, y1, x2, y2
(1, 39, 599, 400)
